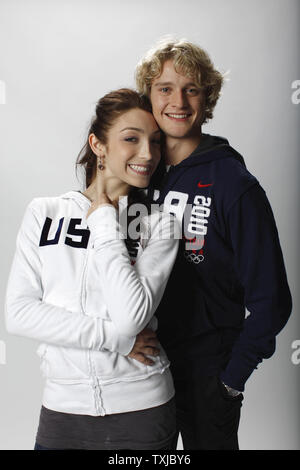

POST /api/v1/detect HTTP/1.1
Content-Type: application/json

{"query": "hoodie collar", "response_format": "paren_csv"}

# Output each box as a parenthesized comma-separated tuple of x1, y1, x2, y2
(60, 190, 129, 212)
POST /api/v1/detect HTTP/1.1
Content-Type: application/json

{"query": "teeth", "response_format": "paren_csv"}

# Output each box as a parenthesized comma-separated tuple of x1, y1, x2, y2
(167, 114, 189, 118)
(129, 164, 150, 173)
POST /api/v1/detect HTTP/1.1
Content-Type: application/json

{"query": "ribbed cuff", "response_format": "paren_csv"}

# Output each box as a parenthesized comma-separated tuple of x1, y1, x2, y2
(96, 319, 135, 356)
(220, 354, 258, 392)
(86, 205, 122, 247)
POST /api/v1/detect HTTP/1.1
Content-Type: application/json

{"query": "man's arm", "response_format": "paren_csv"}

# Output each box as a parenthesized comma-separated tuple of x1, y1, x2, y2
(220, 184, 292, 392)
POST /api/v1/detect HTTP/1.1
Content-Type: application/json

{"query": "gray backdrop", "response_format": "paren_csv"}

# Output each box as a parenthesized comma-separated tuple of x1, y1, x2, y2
(0, 0, 299, 450)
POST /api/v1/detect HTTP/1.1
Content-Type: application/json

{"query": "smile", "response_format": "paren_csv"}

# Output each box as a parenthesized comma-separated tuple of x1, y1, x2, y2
(165, 113, 191, 121)
(128, 164, 151, 175)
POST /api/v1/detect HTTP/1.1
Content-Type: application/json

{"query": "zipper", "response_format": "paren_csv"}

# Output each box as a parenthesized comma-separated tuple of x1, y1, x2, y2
(79, 241, 102, 414)
(79, 244, 92, 375)
(80, 248, 90, 315)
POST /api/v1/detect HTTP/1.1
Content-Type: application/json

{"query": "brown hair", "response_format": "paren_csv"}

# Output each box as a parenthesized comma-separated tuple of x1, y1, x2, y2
(76, 88, 153, 188)
(135, 37, 225, 124)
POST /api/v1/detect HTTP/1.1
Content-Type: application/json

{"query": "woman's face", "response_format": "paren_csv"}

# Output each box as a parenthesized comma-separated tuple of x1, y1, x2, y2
(101, 108, 162, 188)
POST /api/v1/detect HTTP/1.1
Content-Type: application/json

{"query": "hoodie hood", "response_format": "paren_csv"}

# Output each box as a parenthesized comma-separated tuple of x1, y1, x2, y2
(59, 190, 134, 216)
(61, 190, 89, 205)
(176, 133, 245, 168)
(152, 133, 248, 200)
(150, 133, 246, 194)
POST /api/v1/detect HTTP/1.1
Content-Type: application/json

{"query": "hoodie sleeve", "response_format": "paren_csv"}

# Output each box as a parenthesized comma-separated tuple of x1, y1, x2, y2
(87, 205, 179, 337)
(5, 201, 134, 356)
(220, 184, 292, 391)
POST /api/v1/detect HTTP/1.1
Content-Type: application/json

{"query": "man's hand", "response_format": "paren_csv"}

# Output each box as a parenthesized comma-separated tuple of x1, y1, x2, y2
(128, 328, 160, 366)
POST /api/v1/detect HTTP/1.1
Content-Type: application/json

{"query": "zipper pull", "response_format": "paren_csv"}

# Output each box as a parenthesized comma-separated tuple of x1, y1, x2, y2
(160, 165, 175, 189)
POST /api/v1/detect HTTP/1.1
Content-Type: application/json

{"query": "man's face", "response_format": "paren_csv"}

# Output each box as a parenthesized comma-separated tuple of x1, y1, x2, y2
(150, 59, 205, 140)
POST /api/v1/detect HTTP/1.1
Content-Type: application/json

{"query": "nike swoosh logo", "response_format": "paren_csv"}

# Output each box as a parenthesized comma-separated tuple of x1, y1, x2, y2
(198, 181, 213, 188)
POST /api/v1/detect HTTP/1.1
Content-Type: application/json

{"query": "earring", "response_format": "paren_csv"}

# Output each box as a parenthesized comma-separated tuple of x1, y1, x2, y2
(98, 157, 105, 171)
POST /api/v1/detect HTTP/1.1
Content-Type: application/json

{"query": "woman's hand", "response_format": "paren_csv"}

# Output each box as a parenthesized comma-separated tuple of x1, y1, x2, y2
(86, 168, 119, 218)
(86, 192, 116, 218)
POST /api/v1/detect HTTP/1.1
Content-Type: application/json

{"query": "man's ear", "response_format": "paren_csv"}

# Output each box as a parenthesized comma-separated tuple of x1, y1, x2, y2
(88, 133, 106, 157)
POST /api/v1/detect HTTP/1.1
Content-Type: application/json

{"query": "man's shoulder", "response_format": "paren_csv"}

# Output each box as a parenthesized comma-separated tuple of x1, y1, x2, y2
(210, 151, 259, 209)
(214, 150, 256, 181)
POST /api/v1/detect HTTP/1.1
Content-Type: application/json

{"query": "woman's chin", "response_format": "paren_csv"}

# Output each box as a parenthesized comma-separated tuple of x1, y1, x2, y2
(132, 182, 149, 189)
(127, 176, 151, 189)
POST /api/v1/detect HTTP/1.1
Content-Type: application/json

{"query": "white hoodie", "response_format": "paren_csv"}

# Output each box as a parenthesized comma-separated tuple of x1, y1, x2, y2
(5, 191, 179, 416)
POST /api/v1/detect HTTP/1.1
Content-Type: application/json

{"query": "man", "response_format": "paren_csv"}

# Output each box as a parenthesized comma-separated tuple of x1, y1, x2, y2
(134, 38, 292, 450)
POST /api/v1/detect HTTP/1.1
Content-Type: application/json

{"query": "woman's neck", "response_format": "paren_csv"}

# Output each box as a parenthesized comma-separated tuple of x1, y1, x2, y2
(83, 176, 130, 204)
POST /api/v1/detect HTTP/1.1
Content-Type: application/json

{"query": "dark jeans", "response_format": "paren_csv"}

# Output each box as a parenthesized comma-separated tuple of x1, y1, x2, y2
(170, 375, 244, 450)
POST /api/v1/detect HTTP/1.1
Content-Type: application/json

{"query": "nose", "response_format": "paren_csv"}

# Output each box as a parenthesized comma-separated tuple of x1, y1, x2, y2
(138, 140, 153, 162)
(171, 89, 187, 109)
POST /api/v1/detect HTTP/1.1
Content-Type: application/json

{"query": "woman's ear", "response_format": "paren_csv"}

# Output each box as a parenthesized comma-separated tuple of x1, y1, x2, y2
(88, 133, 106, 158)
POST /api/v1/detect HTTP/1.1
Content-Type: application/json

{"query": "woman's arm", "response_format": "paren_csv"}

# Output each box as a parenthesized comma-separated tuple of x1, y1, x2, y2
(5, 201, 134, 356)
(87, 204, 179, 337)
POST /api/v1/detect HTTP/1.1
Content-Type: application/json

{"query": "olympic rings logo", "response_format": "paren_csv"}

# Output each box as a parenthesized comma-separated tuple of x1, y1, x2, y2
(184, 251, 204, 264)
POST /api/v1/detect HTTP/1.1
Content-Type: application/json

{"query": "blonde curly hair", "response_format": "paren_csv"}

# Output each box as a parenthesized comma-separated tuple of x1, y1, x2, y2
(135, 37, 225, 123)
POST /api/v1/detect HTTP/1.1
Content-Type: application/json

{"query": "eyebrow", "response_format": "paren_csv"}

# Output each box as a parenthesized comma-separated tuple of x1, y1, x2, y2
(153, 81, 199, 88)
(120, 127, 143, 133)
(120, 127, 160, 134)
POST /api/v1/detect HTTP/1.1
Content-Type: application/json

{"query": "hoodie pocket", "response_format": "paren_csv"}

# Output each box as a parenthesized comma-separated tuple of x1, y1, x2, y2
(38, 344, 90, 381)
(36, 343, 49, 376)
(91, 347, 170, 384)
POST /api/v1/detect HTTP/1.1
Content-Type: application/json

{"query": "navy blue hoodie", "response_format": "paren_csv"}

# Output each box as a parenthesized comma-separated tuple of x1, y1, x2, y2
(149, 134, 292, 392)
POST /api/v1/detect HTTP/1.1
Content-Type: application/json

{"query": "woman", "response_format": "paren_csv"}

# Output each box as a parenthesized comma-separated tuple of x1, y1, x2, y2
(5, 89, 179, 450)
